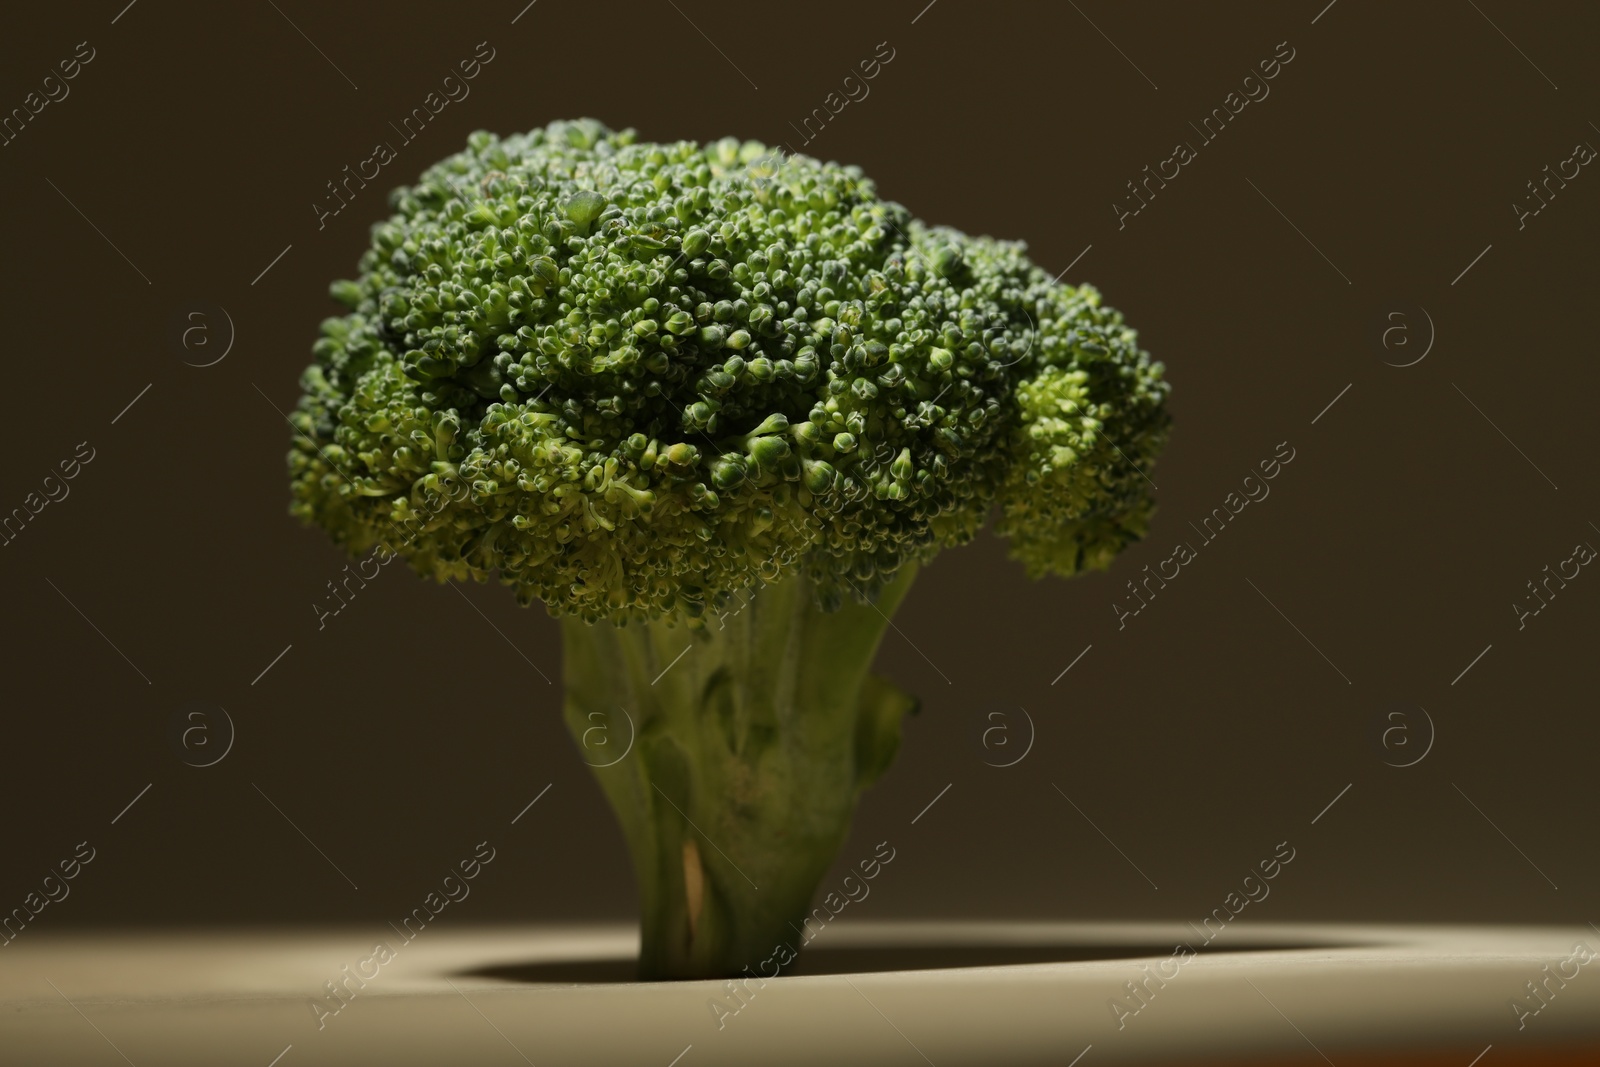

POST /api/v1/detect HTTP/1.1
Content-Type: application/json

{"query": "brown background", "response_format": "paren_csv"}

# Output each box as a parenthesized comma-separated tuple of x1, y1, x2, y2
(1, 0, 1595, 936)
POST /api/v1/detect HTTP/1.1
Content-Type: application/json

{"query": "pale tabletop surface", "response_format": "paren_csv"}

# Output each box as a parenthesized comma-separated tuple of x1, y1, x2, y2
(2, 921, 1596, 1065)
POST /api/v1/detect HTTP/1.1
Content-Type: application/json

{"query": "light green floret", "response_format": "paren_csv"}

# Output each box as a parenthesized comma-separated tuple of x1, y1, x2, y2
(289, 118, 1170, 625)
(995, 285, 1170, 578)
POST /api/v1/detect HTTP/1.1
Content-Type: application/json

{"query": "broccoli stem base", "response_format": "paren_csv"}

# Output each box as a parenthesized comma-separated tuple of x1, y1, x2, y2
(559, 566, 919, 981)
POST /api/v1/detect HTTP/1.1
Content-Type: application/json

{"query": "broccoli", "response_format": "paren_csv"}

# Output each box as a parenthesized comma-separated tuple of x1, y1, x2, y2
(288, 119, 1170, 980)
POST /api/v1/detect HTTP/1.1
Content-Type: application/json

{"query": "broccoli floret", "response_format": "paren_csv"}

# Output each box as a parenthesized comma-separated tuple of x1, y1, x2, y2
(288, 119, 1170, 979)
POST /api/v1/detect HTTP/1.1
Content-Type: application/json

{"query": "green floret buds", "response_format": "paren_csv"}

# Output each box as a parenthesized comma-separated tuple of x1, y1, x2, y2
(288, 119, 1170, 626)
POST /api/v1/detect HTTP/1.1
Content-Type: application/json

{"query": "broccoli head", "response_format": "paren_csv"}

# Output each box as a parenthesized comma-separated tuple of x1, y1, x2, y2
(287, 119, 1170, 979)
(290, 118, 1168, 625)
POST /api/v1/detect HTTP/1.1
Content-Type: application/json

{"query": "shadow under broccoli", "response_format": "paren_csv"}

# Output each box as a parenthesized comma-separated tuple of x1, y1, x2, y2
(289, 119, 1170, 981)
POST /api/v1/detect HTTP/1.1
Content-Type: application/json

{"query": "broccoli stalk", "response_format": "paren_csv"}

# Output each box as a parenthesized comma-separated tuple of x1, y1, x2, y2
(288, 119, 1171, 981)
(561, 566, 916, 978)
